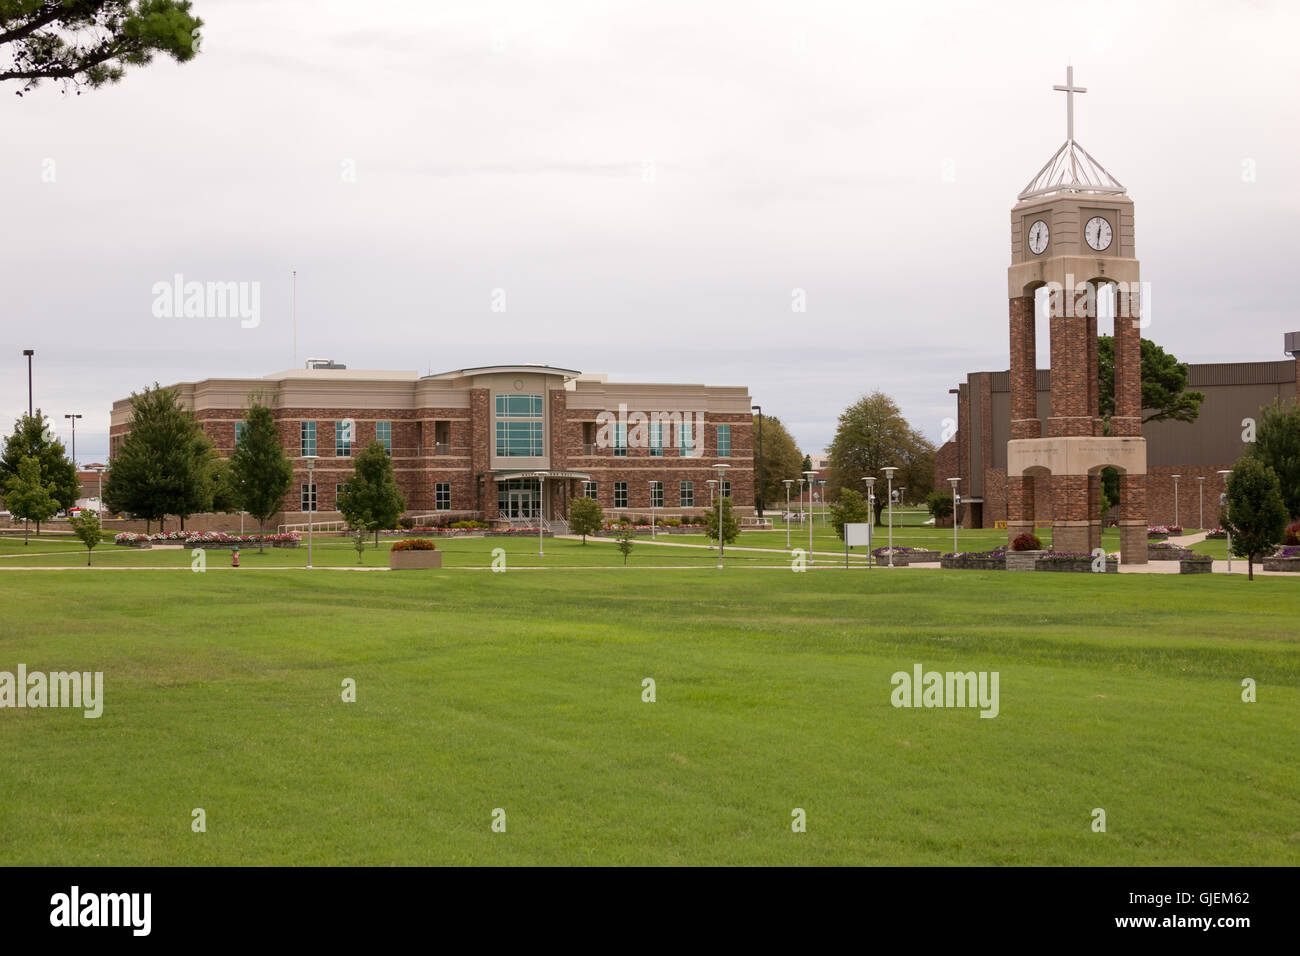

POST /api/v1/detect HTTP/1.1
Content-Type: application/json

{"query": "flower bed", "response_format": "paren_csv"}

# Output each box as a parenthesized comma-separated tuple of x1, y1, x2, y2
(940, 549, 1006, 570)
(1034, 551, 1117, 573)
(1147, 525, 1182, 540)
(1205, 527, 1227, 540)
(390, 538, 437, 551)
(114, 530, 301, 549)
(1263, 547, 1300, 572)
(1179, 553, 1214, 574)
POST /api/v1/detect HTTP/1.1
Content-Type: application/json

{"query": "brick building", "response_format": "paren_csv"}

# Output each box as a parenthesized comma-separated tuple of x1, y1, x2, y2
(109, 364, 753, 528)
(937, 350, 1300, 530)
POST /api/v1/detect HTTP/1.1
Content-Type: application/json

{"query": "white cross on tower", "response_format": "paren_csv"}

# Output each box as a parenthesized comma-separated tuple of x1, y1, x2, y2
(1053, 65, 1087, 141)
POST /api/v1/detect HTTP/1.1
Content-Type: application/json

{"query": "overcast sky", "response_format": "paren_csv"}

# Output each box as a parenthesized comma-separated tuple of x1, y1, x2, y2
(5, 0, 1298, 464)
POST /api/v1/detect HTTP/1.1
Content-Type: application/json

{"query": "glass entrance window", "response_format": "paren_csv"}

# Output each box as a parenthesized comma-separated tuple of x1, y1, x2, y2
(497, 477, 541, 518)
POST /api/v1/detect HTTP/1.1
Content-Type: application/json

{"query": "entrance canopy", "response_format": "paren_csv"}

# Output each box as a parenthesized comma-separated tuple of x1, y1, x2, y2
(495, 469, 592, 481)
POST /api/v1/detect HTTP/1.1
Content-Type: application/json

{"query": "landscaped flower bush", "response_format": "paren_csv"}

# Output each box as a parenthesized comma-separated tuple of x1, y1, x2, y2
(1205, 526, 1227, 539)
(1147, 525, 1181, 537)
(390, 538, 437, 551)
(1011, 533, 1041, 551)
(113, 530, 301, 546)
(1285, 521, 1300, 546)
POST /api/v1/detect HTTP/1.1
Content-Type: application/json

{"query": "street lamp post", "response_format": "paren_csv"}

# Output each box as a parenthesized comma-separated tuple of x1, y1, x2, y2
(649, 480, 657, 541)
(304, 455, 318, 569)
(948, 477, 960, 556)
(882, 467, 898, 567)
(803, 470, 815, 565)
(714, 463, 731, 569)
(782, 479, 794, 550)
(94, 465, 105, 513)
(1217, 470, 1232, 574)
(751, 405, 763, 518)
(862, 477, 876, 568)
(536, 475, 545, 557)
(1171, 475, 1181, 528)
(22, 350, 34, 415)
(64, 413, 82, 467)
(707, 480, 717, 550)
(1197, 475, 1205, 531)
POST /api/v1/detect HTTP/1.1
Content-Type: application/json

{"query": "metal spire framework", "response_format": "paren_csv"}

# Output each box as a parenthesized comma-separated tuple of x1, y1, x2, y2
(1018, 66, 1126, 201)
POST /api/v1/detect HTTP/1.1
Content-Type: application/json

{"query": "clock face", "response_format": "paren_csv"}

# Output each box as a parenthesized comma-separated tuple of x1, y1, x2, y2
(1085, 216, 1113, 251)
(1027, 219, 1049, 255)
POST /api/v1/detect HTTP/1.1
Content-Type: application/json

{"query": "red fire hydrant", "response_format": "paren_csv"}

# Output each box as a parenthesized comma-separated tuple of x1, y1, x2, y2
(232, 546, 240, 568)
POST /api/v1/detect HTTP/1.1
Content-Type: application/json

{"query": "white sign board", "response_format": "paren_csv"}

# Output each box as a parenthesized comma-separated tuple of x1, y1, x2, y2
(845, 523, 870, 547)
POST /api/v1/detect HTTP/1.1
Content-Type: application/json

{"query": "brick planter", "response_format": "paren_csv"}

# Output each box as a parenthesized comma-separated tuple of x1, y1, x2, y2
(1179, 558, 1214, 574)
(1148, 545, 1189, 561)
(1147, 532, 1169, 541)
(1006, 550, 1045, 571)
(389, 550, 442, 570)
(940, 555, 1006, 571)
(1262, 556, 1300, 573)
(879, 549, 941, 565)
(1035, 557, 1118, 573)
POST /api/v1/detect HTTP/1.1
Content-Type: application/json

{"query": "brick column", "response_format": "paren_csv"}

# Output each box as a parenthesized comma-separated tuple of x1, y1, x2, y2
(1047, 283, 1093, 438)
(1119, 472, 1147, 564)
(469, 388, 494, 519)
(1113, 288, 1143, 437)
(1087, 310, 1102, 435)
(1051, 474, 1090, 553)
(1088, 473, 1102, 552)
(1007, 473, 1034, 544)
(1008, 296, 1040, 439)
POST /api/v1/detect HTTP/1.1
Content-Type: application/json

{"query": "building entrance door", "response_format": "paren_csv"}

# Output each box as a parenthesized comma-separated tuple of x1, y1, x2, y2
(508, 490, 534, 519)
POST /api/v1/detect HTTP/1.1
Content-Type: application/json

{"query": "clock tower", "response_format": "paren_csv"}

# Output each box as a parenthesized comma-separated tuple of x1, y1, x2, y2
(1005, 67, 1148, 563)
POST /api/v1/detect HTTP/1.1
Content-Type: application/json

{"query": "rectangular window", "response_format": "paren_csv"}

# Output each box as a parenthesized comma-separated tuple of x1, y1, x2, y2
(495, 420, 544, 457)
(614, 423, 627, 457)
(335, 420, 352, 457)
(722, 480, 731, 499)
(584, 481, 598, 500)
(649, 422, 663, 457)
(235, 421, 247, 447)
(301, 483, 317, 512)
(301, 421, 316, 457)
(650, 481, 663, 508)
(680, 481, 694, 507)
(336, 483, 348, 506)
(614, 482, 627, 508)
(376, 420, 391, 455)
(679, 421, 696, 457)
(717, 424, 731, 458)
(435, 482, 450, 510)
(495, 394, 543, 417)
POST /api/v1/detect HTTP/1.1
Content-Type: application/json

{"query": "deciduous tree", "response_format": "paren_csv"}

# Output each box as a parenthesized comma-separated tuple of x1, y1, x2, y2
(1223, 457, 1287, 581)
(337, 440, 406, 548)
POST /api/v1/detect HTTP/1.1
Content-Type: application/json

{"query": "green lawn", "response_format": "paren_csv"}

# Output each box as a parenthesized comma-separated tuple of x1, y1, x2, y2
(0, 543, 1295, 866)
